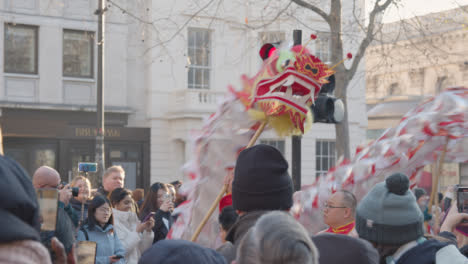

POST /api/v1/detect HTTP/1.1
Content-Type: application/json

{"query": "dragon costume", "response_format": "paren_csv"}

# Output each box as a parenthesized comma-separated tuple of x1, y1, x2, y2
(168, 43, 333, 246)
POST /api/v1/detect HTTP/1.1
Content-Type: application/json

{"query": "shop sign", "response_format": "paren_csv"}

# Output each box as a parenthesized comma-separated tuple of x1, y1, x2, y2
(74, 127, 121, 138)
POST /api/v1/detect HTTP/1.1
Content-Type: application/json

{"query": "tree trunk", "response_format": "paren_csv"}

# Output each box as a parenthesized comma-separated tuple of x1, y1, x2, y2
(329, 0, 351, 160)
(334, 72, 351, 160)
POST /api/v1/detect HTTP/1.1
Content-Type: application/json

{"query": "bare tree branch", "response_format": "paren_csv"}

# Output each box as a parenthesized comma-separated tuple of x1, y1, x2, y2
(245, 1, 293, 30)
(145, 0, 217, 51)
(290, 0, 330, 23)
(347, 0, 393, 78)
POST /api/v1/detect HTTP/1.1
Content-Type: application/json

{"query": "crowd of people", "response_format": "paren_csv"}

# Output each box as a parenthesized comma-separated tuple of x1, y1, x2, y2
(1, 144, 467, 263)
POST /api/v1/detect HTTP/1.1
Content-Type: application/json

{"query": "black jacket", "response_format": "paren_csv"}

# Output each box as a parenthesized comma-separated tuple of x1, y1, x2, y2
(139, 239, 226, 264)
(152, 209, 173, 244)
(219, 210, 269, 263)
(0, 155, 41, 242)
(96, 185, 109, 197)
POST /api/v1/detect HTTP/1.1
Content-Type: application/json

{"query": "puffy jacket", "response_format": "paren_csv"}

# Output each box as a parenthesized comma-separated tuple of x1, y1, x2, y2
(388, 237, 466, 264)
(113, 209, 153, 264)
(77, 223, 126, 264)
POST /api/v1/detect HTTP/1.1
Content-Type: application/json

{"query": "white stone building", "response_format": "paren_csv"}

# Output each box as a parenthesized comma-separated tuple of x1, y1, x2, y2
(0, 0, 368, 188)
(365, 6, 468, 186)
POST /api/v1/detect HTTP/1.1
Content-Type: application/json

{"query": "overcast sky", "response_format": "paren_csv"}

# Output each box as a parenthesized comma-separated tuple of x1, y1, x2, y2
(366, 0, 468, 22)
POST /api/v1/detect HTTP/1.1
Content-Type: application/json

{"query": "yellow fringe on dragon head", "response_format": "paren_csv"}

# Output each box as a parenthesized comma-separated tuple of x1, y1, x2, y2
(237, 41, 334, 137)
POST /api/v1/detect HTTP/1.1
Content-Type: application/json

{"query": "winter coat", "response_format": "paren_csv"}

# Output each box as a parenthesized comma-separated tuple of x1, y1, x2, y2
(218, 210, 270, 263)
(0, 155, 52, 263)
(0, 155, 42, 243)
(151, 209, 173, 244)
(138, 239, 226, 264)
(58, 201, 79, 227)
(77, 223, 126, 264)
(112, 209, 153, 264)
(311, 233, 379, 264)
(70, 198, 89, 225)
(388, 237, 467, 264)
(96, 185, 109, 197)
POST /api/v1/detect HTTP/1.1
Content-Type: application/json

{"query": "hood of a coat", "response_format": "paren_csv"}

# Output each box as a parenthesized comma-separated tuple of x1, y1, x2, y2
(225, 210, 270, 244)
(396, 239, 447, 264)
(0, 155, 41, 243)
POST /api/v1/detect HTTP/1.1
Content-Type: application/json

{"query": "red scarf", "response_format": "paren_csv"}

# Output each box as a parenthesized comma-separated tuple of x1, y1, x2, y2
(325, 221, 355, 235)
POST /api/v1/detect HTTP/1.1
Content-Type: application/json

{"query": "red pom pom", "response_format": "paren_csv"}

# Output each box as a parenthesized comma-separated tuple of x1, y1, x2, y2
(310, 34, 317, 40)
(347, 53, 353, 59)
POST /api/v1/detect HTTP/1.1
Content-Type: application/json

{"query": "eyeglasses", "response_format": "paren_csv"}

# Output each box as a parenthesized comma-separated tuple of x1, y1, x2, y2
(97, 207, 111, 214)
(323, 203, 347, 209)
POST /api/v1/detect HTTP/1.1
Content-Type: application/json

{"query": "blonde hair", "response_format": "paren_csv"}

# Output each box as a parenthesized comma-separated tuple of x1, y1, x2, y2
(103, 165, 125, 179)
(70, 176, 91, 189)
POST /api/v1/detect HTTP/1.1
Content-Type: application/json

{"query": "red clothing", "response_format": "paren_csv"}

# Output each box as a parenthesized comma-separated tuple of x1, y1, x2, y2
(325, 221, 356, 235)
(219, 193, 233, 212)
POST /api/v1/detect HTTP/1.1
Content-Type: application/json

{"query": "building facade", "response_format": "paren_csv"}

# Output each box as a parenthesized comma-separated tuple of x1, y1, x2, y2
(366, 6, 468, 186)
(0, 0, 150, 189)
(1, 0, 368, 188)
(143, 0, 367, 185)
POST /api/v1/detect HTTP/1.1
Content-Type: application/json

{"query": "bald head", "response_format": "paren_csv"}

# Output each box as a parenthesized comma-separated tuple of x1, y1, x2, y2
(32, 166, 60, 189)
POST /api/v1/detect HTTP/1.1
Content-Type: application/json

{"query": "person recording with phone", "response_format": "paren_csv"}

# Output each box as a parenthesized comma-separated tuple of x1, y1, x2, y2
(70, 176, 93, 225)
(139, 182, 174, 244)
(32, 166, 79, 227)
(110, 188, 154, 263)
(77, 195, 126, 264)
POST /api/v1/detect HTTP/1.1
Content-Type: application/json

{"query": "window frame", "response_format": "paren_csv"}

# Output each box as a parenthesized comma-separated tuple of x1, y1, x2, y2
(4, 23, 39, 75)
(315, 33, 331, 63)
(315, 139, 336, 178)
(260, 139, 286, 156)
(187, 28, 211, 89)
(62, 29, 95, 79)
(259, 31, 285, 45)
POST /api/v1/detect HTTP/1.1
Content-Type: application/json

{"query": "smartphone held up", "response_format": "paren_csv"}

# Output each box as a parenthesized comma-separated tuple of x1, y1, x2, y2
(457, 186, 468, 223)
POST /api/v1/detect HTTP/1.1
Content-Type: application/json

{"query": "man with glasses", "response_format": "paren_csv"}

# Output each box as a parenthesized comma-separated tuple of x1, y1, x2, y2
(318, 190, 358, 237)
(32, 166, 79, 227)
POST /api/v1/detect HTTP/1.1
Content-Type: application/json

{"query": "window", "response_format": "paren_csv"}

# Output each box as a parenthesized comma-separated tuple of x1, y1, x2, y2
(188, 28, 211, 89)
(260, 139, 285, 156)
(4, 23, 38, 74)
(388, 82, 400, 95)
(315, 140, 336, 177)
(435, 76, 447, 94)
(63, 30, 94, 78)
(259, 31, 285, 45)
(316, 34, 331, 63)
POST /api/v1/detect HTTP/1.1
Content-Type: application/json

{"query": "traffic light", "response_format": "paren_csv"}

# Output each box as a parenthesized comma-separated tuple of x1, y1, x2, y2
(311, 75, 345, 123)
(259, 42, 280, 61)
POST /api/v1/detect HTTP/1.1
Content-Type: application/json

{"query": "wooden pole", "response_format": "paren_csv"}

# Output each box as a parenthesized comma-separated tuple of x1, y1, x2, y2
(429, 139, 449, 215)
(190, 121, 267, 242)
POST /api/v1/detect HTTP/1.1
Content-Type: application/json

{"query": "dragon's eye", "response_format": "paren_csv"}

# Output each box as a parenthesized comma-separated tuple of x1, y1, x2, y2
(305, 64, 318, 74)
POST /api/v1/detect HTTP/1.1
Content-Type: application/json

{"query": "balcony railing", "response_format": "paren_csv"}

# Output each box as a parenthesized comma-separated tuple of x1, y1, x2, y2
(169, 89, 226, 115)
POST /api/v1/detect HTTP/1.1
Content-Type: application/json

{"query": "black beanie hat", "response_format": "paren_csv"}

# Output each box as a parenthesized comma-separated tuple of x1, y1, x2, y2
(232, 144, 293, 212)
(413, 187, 427, 201)
(355, 173, 424, 245)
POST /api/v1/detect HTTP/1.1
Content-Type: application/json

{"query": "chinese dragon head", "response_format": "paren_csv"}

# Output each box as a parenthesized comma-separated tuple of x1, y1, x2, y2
(239, 44, 334, 136)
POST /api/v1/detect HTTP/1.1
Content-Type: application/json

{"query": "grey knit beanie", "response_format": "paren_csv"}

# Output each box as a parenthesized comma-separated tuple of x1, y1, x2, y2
(355, 173, 424, 245)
